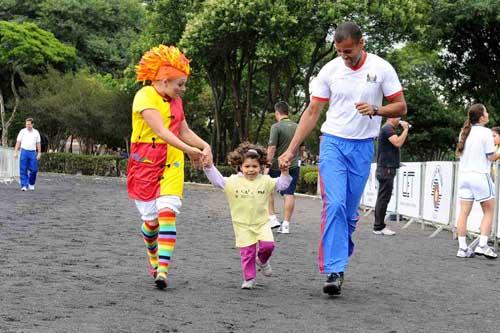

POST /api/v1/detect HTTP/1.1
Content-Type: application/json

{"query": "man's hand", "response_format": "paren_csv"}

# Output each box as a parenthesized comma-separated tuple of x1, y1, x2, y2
(278, 151, 294, 169)
(399, 120, 409, 130)
(14, 151, 18, 159)
(37, 153, 42, 160)
(355, 102, 375, 117)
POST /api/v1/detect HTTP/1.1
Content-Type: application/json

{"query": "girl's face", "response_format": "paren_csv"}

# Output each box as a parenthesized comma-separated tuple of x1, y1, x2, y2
(479, 108, 489, 125)
(240, 157, 261, 180)
(493, 131, 500, 145)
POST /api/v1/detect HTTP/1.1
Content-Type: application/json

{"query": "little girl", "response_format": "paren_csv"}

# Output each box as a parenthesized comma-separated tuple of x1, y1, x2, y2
(204, 142, 291, 289)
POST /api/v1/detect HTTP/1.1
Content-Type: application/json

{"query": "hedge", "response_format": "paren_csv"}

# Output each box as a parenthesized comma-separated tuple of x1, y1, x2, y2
(39, 153, 320, 195)
(39, 153, 124, 176)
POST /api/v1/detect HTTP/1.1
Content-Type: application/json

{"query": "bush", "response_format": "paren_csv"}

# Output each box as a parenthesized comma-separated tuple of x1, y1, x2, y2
(39, 153, 124, 176)
(296, 165, 319, 194)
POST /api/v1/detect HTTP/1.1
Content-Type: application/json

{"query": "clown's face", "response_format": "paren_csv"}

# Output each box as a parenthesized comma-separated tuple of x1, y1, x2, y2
(163, 76, 188, 99)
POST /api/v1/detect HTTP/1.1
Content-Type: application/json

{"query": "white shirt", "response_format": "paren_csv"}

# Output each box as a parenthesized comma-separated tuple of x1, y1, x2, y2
(459, 125, 495, 174)
(310, 53, 403, 139)
(16, 128, 41, 151)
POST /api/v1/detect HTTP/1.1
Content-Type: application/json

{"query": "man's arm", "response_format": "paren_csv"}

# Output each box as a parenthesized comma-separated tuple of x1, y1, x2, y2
(14, 141, 21, 158)
(36, 142, 42, 160)
(267, 146, 276, 165)
(279, 98, 327, 166)
(356, 93, 407, 118)
(388, 121, 409, 148)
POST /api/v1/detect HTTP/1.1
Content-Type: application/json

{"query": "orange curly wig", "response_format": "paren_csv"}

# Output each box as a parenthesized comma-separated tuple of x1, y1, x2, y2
(136, 45, 191, 83)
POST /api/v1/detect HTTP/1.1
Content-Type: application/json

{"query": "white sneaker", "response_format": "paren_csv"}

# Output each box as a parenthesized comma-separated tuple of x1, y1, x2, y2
(21, 187, 27, 191)
(256, 259, 272, 277)
(373, 228, 396, 236)
(28, 185, 35, 191)
(456, 247, 475, 258)
(278, 221, 290, 234)
(241, 279, 256, 289)
(268, 216, 281, 229)
(474, 245, 498, 259)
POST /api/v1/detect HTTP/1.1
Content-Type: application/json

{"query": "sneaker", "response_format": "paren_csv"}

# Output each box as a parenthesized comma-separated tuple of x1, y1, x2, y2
(278, 221, 290, 234)
(474, 245, 498, 259)
(28, 185, 35, 191)
(323, 272, 344, 295)
(21, 187, 27, 191)
(256, 259, 272, 277)
(269, 216, 281, 229)
(154, 272, 168, 290)
(241, 279, 256, 289)
(373, 228, 396, 236)
(456, 247, 475, 258)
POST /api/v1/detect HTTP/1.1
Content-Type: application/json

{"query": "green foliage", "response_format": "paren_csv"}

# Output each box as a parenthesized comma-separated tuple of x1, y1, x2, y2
(425, 0, 500, 116)
(297, 165, 319, 194)
(0, 21, 76, 74)
(39, 152, 124, 176)
(35, 0, 146, 74)
(20, 69, 132, 151)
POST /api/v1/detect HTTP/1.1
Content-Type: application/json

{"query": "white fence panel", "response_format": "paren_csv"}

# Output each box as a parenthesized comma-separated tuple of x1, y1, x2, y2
(362, 163, 378, 208)
(422, 162, 454, 225)
(397, 162, 422, 218)
(0, 147, 19, 183)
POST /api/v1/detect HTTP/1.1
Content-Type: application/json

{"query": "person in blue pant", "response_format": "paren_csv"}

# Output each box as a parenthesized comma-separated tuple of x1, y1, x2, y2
(14, 118, 42, 191)
(279, 22, 407, 296)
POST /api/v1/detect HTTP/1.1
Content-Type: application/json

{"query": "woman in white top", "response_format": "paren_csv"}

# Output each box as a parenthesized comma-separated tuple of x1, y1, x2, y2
(456, 104, 499, 259)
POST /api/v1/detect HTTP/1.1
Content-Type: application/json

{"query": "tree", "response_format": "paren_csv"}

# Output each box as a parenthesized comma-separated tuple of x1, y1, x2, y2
(35, 0, 146, 74)
(0, 21, 76, 146)
(425, 0, 500, 117)
(20, 69, 132, 153)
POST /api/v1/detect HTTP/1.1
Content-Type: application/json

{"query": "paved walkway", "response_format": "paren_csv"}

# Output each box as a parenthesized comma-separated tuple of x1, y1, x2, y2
(1, 174, 499, 332)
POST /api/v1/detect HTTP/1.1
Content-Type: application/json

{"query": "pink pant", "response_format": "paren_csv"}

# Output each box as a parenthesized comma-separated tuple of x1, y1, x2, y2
(239, 241, 275, 281)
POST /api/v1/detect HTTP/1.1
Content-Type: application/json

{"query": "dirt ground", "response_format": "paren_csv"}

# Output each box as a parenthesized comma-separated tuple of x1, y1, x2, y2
(1, 173, 500, 333)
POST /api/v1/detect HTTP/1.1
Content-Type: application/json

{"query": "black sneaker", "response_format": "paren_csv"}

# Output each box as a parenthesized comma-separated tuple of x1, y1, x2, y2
(323, 272, 344, 295)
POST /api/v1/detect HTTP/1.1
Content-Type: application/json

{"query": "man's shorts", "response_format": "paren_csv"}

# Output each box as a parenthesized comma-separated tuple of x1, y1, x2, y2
(268, 167, 300, 195)
(458, 172, 495, 202)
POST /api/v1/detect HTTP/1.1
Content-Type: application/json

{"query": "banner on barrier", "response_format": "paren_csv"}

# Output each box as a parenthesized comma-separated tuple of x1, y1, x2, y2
(362, 163, 397, 211)
(0, 147, 19, 183)
(397, 162, 422, 218)
(422, 162, 454, 225)
(362, 163, 378, 208)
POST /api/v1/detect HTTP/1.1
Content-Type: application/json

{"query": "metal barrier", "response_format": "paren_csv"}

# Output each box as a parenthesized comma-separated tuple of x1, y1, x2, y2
(0, 147, 19, 184)
(360, 161, 500, 248)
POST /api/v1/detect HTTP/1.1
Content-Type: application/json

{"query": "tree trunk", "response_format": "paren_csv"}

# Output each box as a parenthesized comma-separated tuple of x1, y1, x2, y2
(0, 72, 20, 147)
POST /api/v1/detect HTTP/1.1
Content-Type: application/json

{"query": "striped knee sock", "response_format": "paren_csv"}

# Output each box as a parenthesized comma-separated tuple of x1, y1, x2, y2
(158, 208, 177, 275)
(141, 220, 159, 269)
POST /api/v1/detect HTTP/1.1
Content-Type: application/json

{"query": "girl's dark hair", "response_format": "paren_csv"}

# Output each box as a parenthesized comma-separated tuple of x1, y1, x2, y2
(456, 103, 486, 156)
(227, 142, 268, 169)
(492, 127, 500, 136)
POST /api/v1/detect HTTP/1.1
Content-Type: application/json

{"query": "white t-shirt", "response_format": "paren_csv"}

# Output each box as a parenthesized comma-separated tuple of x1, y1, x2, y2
(310, 53, 403, 139)
(459, 125, 495, 174)
(16, 128, 41, 151)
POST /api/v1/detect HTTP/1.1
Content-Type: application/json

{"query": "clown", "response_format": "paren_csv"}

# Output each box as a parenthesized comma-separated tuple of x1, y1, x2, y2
(127, 45, 212, 289)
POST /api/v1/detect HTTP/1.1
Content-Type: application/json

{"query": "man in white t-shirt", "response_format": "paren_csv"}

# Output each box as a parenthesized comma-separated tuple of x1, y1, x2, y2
(279, 22, 407, 296)
(14, 118, 42, 191)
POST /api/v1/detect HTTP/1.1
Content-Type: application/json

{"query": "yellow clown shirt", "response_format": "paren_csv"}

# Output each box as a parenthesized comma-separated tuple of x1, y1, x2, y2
(127, 85, 185, 201)
(223, 174, 277, 247)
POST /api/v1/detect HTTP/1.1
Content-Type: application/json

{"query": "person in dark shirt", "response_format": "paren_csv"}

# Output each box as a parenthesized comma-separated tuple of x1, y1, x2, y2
(373, 117, 409, 235)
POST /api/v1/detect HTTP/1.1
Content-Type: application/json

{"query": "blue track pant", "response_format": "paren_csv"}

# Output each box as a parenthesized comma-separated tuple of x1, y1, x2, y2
(318, 134, 374, 273)
(20, 149, 38, 188)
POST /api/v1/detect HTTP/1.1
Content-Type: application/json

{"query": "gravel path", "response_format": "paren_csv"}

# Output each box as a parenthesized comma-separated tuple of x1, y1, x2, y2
(1, 173, 499, 332)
